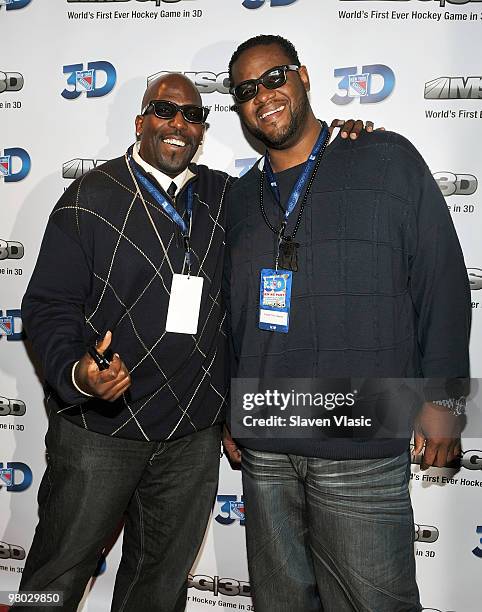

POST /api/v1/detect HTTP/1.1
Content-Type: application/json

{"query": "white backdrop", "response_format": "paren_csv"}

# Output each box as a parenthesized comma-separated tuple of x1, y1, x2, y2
(0, 1, 481, 611)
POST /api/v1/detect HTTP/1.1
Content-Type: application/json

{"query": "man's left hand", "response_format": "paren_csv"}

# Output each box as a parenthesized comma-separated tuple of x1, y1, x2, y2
(330, 119, 385, 140)
(413, 401, 462, 470)
(222, 425, 241, 468)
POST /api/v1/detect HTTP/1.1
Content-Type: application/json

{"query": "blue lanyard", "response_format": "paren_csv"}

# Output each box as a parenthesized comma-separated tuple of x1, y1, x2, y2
(263, 122, 329, 221)
(129, 154, 195, 270)
(130, 160, 194, 236)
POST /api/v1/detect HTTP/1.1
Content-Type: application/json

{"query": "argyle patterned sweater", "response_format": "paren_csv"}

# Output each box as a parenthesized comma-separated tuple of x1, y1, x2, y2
(22, 149, 234, 441)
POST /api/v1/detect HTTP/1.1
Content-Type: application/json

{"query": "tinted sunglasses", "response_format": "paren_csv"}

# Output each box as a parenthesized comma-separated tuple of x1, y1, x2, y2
(141, 99, 210, 124)
(230, 64, 300, 103)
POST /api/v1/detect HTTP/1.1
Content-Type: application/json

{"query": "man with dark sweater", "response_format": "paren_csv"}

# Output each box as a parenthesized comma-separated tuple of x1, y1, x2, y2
(224, 36, 471, 612)
(18, 74, 233, 612)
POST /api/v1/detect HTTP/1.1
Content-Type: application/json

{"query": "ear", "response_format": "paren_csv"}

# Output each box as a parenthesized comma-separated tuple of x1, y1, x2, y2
(298, 65, 310, 93)
(135, 115, 144, 137)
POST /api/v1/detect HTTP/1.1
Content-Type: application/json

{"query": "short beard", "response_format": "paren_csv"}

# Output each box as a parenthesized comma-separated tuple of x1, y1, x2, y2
(247, 90, 310, 150)
(155, 150, 191, 177)
(150, 136, 197, 178)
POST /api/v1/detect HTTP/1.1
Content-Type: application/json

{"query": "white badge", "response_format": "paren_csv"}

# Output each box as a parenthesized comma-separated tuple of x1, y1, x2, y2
(165, 274, 204, 334)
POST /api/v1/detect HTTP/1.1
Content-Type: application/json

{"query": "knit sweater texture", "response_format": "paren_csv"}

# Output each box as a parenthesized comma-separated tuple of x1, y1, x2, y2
(224, 130, 471, 459)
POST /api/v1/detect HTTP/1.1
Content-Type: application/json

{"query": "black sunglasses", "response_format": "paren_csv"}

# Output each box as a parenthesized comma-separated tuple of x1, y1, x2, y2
(141, 99, 210, 124)
(230, 64, 300, 103)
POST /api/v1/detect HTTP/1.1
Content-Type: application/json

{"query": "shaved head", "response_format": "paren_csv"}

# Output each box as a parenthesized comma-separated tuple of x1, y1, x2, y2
(141, 74, 202, 112)
(135, 73, 205, 178)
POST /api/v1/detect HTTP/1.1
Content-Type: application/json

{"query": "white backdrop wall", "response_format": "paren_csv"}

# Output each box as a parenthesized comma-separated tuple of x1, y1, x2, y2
(0, 1, 481, 611)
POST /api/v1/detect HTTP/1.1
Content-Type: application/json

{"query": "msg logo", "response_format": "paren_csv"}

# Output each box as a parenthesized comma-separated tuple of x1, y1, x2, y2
(468, 269, 482, 291)
(148, 70, 229, 94)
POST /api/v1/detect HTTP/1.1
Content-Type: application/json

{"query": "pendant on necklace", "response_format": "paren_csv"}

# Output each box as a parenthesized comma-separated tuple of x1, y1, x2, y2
(279, 237, 299, 272)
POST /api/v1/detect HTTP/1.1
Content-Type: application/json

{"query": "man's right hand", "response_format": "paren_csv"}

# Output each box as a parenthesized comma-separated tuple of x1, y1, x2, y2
(74, 331, 131, 402)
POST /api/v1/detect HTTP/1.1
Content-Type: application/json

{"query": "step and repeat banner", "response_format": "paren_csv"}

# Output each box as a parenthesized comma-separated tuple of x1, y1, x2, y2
(1, 0, 481, 610)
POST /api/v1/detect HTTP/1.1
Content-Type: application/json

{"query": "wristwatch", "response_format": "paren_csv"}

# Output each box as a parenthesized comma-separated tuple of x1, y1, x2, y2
(432, 397, 466, 416)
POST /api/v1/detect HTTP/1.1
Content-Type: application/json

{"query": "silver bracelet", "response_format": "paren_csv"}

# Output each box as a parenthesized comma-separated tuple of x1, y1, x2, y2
(431, 397, 466, 416)
(71, 361, 94, 398)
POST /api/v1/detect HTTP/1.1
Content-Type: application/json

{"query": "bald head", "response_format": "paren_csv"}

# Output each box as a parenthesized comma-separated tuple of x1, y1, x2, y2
(135, 73, 205, 178)
(141, 73, 202, 112)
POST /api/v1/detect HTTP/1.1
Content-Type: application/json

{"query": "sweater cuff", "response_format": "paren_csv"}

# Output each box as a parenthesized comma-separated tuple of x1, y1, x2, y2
(423, 378, 470, 402)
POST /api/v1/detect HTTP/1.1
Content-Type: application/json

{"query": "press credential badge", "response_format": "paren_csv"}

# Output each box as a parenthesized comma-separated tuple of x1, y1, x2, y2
(166, 274, 204, 334)
(259, 269, 293, 333)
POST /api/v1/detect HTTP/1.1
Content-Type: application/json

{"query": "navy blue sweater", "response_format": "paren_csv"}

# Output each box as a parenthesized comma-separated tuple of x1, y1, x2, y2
(224, 131, 471, 459)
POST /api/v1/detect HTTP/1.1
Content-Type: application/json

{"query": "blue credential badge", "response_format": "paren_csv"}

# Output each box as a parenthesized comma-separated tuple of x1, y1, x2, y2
(259, 268, 293, 333)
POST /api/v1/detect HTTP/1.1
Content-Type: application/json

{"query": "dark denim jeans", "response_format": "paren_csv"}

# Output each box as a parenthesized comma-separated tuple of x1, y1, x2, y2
(15, 412, 221, 612)
(241, 449, 421, 612)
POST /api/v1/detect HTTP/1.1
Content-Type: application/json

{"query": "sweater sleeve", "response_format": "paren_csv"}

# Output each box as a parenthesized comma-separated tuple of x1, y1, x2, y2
(22, 208, 93, 405)
(408, 161, 471, 400)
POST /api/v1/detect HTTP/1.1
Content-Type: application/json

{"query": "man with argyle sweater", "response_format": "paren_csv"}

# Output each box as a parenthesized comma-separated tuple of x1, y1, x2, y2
(17, 74, 233, 612)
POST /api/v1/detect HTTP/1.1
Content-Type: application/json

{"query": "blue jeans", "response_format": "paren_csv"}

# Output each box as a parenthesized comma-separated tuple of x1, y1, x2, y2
(241, 449, 421, 612)
(16, 412, 221, 612)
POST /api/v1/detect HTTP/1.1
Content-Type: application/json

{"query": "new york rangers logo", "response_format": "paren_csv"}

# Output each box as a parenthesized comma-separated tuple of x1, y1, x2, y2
(0, 317, 13, 336)
(0, 468, 13, 486)
(468, 268, 482, 291)
(0, 156, 10, 177)
(76, 69, 95, 92)
(348, 74, 369, 97)
(229, 501, 245, 520)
